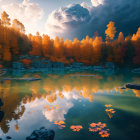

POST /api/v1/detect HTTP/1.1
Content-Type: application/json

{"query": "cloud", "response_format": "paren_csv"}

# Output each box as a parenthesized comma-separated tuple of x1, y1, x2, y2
(45, 0, 140, 39)
(1, 0, 44, 34)
(23, 91, 81, 122)
(91, 0, 104, 7)
(63, 90, 82, 100)
(43, 90, 82, 122)
(46, 4, 91, 38)
(43, 100, 73, 122)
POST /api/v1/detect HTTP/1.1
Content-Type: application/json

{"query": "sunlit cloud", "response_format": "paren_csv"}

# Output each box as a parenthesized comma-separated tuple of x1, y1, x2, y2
(43, 100, 73, 122)
(91, 0, 104, 7)
(1, 0, 44, 34)
(24, 94, 74, 122)
(45, 3, 91, 38)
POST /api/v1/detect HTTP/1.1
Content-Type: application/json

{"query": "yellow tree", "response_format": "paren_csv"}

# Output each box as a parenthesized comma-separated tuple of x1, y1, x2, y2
(80, 36, 92, 64)
(30, 32, 42, 56)
(73, 38, 80, 61)
(105, 21, 116, 40)
(131, 27, 140, 41)
(12, 19, 25, 33)
(42, 34, 53, 57)
(118, 32, 124, 43)
(64, 39, 73, 58)
(1, 11, 11, 27)
(53, 36, 64, 58)
(1, 11, 11, 42)
(92, 36, 103, 64)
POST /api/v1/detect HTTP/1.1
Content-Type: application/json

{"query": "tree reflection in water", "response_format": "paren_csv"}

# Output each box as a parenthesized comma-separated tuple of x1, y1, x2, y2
(0, 72, 139, 135)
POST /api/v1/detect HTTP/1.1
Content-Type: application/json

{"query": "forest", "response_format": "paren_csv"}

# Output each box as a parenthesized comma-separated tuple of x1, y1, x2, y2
(0, 11, 140, 68)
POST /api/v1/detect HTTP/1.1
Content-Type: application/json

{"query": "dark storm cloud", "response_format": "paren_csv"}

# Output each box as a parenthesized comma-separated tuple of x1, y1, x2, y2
(46, 4, 91, 38)
(46, 0, 140, 40)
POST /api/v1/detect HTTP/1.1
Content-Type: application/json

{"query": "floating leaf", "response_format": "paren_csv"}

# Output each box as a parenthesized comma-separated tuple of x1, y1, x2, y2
(89, 122, 110, 138)
(70, 125, 83, 132)
(54, 120, 65, 125)
(105, 104, 112, 107)
(106, 108, 116, 114)
(97, 122, 106, 128)
(90, 123, 97, 127)
(54, 121, 66, 129)
(89, 127, 101, 132)
(99, 130, 110, 138)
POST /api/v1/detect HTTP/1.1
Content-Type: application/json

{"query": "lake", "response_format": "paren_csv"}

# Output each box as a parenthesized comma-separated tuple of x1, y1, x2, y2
(0, 70, 140, 140)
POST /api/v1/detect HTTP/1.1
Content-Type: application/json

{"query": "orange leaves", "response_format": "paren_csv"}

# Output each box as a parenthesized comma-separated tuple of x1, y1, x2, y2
(105, 109, 116, 114)
(131, 27, 140, 41)
(105, 104, 116, 118)
(96, 122, 107, 128)
(54, 121, 66, 129)
(99, 130, 110, 138)
(54, 120, 65, 125)
(89, 122, 106, 130)
(118, 32, 124, 43)
(105, 104, 112, 107)
(70, 125, 83, 132)
(105, 21, 116, 40)
(89, 122, 110, 138)
(1, 11, 11, 26)
(12, 19, 25, 33)
(90, 123, 97, 127)
(54, 121, 83, 132)
(45, 105, 59, 111)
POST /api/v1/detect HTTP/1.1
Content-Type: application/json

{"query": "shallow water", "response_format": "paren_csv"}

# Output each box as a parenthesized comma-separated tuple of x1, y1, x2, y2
(0, 70, 140, 140)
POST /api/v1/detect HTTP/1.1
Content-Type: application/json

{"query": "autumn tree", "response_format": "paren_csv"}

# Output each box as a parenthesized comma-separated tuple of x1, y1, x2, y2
(131, 27, 140, 41)
(92, 36, 103, 64)
(131, 28, 140, 65)
(118, 32, 124, 44)
(64, 39, 73, 58)
(1, 11, 11, 27)
(53, 36, 64, 58)
(42, 34, 53, 57)
(12, 19, 25, 33)
(73, 38, 81, 61)
(105, 21, 116, 40)
(30, 32, 42, 56)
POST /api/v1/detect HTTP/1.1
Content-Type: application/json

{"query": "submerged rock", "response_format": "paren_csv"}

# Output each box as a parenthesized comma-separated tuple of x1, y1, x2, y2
(6, 136, 12, 139)
(26, 127, 55, 140)
(125, 83, 140, 90)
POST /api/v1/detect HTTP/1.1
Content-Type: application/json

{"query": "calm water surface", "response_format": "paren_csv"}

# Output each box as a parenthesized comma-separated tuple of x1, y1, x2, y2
(0, 70, 140, 140)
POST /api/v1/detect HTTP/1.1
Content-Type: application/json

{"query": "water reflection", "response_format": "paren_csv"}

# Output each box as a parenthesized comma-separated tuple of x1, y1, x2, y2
(0, 71, 139, 139)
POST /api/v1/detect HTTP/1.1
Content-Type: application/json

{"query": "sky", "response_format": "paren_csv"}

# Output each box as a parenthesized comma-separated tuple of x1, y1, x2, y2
(0, 0, 140, 40)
